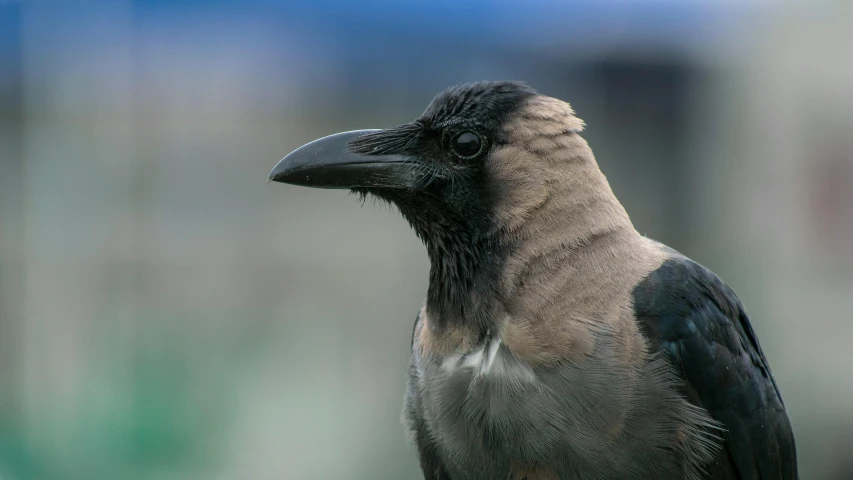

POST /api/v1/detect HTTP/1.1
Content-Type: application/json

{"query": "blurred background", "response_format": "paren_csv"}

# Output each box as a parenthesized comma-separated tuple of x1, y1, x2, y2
(0, 0, 852, 478)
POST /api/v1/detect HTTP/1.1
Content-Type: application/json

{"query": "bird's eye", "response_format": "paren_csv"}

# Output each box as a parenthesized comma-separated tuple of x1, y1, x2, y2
(452, 132, 482, 158)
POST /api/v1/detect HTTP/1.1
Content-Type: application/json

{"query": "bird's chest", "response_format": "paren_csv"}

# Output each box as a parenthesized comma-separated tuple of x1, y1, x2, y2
(415, 335, 557, 477)
(406, 312, 675, 480)
(408, 309, 616, 479)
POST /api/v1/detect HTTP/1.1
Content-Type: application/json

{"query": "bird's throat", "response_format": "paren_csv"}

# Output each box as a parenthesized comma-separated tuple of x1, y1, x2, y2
(395, 198, 507, 332)
(424, 231, 505, 332)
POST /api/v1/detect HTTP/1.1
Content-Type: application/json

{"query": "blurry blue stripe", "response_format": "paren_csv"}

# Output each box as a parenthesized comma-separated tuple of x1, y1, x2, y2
(128, 0, 727, 46)
(0, 3, 21, 83)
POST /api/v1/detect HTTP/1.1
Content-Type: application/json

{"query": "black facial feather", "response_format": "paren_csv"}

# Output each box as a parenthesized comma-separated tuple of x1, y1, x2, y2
(348, 122, 425, 156)
(348, 81, 536, 330)
(349, 81, 536, 156)
(420, 81, 537, 130)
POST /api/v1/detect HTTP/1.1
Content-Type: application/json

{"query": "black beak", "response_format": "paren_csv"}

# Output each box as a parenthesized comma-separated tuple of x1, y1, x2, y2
(267, 129, 416, 190)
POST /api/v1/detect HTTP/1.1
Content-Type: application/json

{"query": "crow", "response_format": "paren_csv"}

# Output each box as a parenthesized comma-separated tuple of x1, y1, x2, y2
(268, 81, 798, 480)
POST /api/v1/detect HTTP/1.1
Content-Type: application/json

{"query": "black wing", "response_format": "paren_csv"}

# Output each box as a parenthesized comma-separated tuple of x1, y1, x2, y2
(634, 255, 798, 480)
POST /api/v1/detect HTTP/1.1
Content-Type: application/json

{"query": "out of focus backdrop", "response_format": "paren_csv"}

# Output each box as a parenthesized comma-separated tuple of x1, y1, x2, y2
(0, 1, 851, 479)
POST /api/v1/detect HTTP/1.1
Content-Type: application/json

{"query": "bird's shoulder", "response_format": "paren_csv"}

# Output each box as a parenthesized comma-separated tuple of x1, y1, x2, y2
(632, 246, 773, 396)
(632, 247, 762, 365)
(633, 244, 798, 479)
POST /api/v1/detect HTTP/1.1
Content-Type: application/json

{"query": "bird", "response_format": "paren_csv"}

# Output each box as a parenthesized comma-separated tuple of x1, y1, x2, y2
(267, 81, 798, 480)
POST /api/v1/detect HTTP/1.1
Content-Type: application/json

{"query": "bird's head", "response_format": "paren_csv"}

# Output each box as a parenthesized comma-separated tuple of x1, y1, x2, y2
(269, 81, 627, 324)
(269, 81, 595, 239)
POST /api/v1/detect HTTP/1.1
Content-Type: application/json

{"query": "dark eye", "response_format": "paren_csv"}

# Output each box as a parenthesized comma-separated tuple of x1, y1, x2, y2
(452, 132, 482, 158)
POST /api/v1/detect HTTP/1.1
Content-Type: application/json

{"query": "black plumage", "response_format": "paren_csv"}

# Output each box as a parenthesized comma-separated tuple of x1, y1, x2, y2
(634, 252, 798, 479)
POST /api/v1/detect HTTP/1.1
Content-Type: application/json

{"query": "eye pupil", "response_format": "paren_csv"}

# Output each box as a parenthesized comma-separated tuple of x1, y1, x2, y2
(453, 132, 482, 157)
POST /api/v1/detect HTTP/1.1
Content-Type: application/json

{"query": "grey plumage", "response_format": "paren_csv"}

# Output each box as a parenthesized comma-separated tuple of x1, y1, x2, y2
(268, 81, 798, 480)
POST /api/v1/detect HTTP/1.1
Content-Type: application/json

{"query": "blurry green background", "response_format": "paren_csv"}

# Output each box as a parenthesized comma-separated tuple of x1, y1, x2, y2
(0, 0, 852, 479)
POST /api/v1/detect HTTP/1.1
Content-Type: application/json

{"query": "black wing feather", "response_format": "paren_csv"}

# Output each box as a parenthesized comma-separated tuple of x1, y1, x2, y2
(634, 254, 798, 480)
